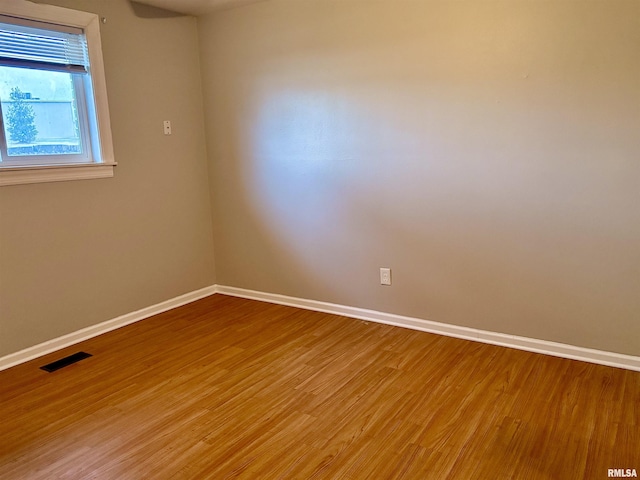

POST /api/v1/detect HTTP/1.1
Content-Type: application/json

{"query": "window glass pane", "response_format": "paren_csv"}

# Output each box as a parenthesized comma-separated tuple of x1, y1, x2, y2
(0, 65, 82, 157)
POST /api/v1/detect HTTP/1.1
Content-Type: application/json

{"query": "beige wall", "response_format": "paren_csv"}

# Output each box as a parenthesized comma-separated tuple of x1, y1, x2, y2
(199, 0, 640, 355)
(1, 0, 638, 361)
(0, 0, 215, 357)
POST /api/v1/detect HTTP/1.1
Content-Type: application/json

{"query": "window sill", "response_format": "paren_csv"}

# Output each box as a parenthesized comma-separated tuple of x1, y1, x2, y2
(0, 163, 116, 186)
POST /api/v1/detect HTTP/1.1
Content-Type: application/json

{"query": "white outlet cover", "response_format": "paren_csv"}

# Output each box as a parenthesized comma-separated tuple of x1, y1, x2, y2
(380, 268, 391, 286)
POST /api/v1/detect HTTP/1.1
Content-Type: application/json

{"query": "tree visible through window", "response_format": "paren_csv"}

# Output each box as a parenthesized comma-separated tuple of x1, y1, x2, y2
(6, 87, 38, 145)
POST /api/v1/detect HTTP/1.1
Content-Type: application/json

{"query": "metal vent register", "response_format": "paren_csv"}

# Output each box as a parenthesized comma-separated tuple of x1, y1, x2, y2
(40, 352, 92, 372)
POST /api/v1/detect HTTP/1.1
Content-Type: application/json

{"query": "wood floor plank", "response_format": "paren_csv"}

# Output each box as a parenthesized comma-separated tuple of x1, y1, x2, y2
(1, 294, 639, 479)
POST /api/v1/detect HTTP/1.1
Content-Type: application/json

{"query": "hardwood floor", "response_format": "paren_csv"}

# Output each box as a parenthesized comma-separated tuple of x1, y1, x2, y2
(1, 294, 638, 479)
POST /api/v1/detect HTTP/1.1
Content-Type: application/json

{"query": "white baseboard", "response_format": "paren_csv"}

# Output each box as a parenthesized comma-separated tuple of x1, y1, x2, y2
(0, 285, 217, 372)
(3, 283, 639, 373)
(216, 285, 640, 372)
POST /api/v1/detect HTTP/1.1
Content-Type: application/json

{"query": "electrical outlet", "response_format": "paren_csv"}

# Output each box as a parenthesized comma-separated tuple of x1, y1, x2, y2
(163, 120, 172, 135)
(380, 267, 391, 286)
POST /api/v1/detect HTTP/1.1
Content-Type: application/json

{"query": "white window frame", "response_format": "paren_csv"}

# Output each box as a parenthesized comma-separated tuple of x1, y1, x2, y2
(0, 0, 115, 186)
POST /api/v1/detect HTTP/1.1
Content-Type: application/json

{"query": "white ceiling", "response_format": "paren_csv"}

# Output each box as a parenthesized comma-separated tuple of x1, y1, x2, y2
(133, 0, 268, 16)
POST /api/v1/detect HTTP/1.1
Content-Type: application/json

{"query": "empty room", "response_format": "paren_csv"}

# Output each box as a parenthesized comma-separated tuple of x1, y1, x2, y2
(0, 0, 638, 478)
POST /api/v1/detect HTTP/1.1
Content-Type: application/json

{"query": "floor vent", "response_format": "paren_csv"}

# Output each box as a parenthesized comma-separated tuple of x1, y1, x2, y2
(40, 352, 93, 372)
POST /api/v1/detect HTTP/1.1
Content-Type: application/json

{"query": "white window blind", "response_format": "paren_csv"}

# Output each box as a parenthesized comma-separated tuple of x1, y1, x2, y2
(0, 15, 88, 74)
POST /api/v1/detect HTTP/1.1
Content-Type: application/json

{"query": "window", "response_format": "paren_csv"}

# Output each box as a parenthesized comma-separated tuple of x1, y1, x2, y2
(0, 0, 115, 186)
